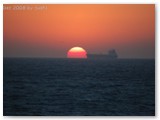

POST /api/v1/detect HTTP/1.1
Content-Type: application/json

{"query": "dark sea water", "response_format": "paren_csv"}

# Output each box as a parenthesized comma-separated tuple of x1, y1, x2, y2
(3, 58, 155, 116)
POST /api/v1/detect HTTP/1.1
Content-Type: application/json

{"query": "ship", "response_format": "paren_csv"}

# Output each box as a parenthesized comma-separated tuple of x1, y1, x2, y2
(87, 49, 118, 59)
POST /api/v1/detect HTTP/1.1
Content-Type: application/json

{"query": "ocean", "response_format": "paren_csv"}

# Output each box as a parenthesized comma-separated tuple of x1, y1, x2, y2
(3, 58, 155, 116)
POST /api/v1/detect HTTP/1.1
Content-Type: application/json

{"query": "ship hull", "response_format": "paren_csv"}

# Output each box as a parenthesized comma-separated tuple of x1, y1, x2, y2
(87, 54, 117, 59)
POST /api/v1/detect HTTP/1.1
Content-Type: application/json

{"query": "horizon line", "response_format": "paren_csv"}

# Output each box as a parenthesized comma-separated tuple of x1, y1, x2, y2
(3, 56, 155, 60)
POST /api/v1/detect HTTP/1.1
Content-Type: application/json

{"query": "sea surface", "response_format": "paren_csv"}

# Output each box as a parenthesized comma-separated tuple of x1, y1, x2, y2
(3, 58, 155, 116)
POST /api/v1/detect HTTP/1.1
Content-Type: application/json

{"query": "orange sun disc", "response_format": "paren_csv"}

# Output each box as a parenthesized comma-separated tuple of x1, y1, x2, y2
(67, 47, 87, 58)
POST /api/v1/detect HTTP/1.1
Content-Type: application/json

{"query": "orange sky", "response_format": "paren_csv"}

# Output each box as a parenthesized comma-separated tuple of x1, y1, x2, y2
(3, 4, 155, 58)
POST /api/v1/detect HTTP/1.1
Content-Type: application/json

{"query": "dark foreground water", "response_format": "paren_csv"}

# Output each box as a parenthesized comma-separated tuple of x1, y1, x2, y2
(3, 58, 155, 116)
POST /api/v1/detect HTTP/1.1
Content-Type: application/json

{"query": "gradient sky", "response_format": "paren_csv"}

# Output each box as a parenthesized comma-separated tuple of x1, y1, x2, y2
(3, 4, 155, 58)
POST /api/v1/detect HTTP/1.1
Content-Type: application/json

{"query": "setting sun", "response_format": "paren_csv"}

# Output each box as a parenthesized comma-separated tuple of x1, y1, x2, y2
(67, 47, 87, 58)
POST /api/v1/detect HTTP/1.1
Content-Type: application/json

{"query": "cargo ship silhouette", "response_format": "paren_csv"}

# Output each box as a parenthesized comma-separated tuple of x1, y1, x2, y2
(87, 49, 118, 59)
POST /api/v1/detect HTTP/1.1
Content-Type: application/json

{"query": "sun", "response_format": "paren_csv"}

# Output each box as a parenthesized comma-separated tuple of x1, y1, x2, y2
(67, 47, 87, 58)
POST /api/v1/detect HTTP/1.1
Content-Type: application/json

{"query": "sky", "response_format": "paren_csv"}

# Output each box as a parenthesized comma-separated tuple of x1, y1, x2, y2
(3, 4, 155, 58)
